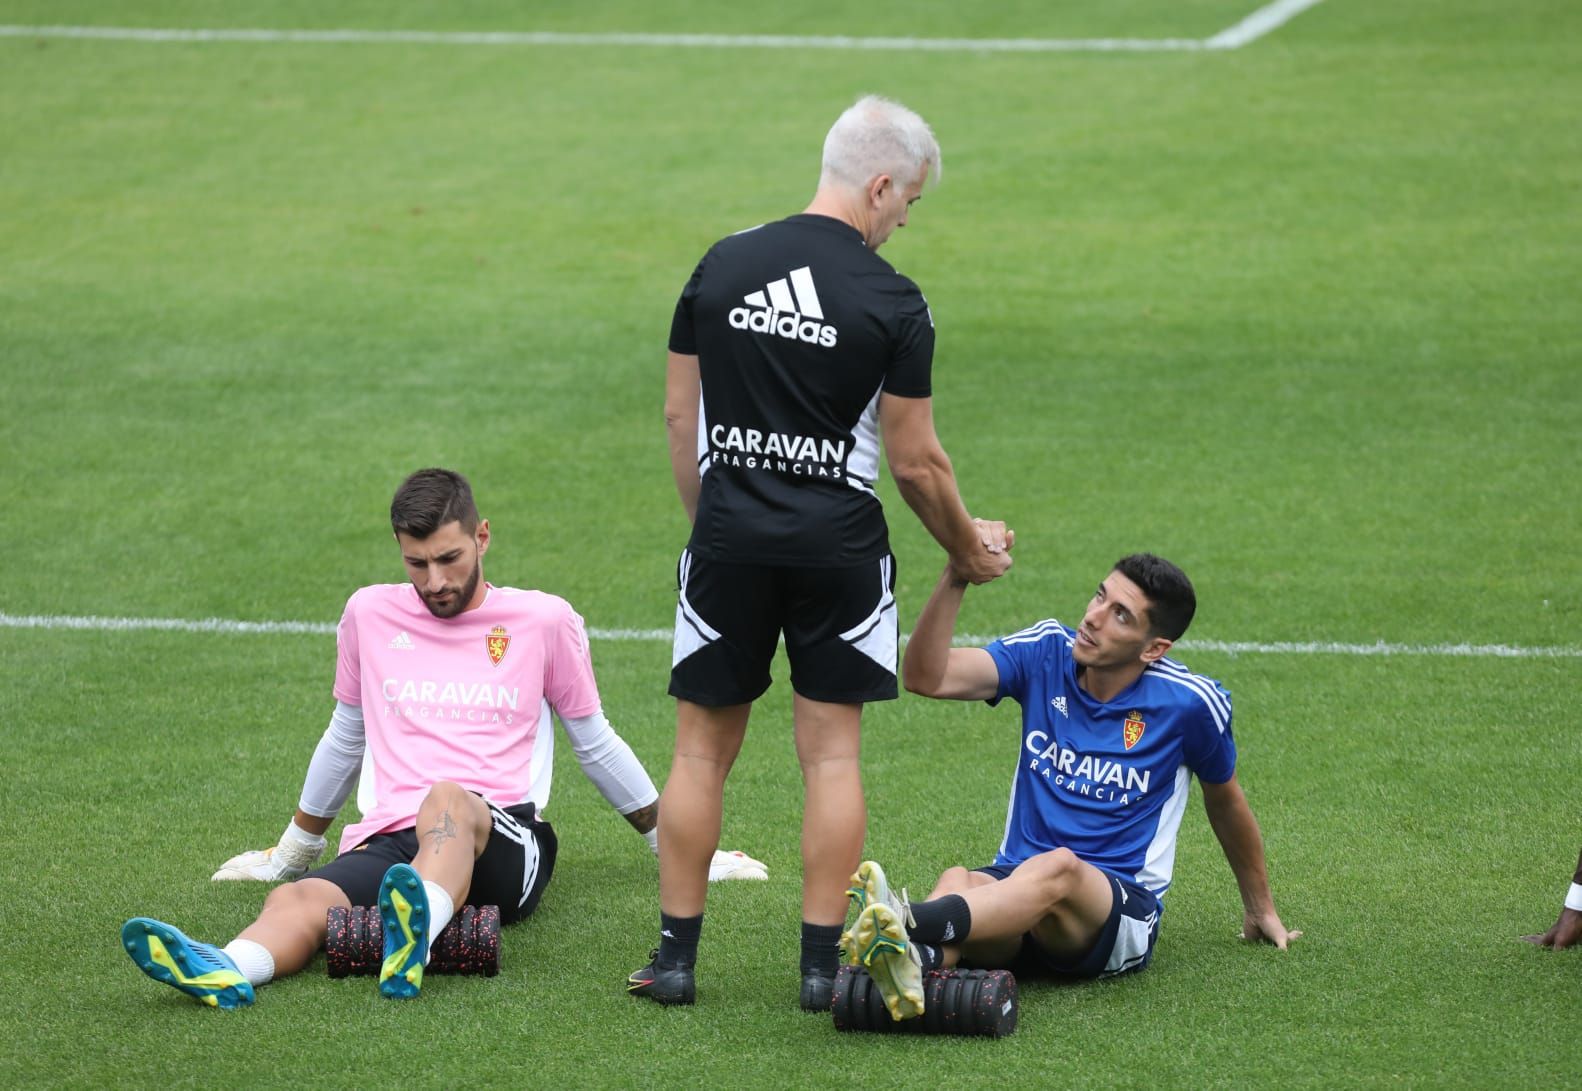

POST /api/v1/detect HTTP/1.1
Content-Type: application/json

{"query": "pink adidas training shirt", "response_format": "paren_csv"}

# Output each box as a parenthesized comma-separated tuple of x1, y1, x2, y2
(332, 582, 602, 854)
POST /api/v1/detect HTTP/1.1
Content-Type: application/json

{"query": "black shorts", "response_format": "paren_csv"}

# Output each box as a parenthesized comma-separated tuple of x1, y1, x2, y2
(669, 549, 898, 706)
(973, 862, 1160, 979)
(305, 800, 557, 925)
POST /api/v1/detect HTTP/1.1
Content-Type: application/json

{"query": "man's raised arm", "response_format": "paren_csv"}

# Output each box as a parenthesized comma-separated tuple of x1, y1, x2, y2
(902, 558, 1005, 703)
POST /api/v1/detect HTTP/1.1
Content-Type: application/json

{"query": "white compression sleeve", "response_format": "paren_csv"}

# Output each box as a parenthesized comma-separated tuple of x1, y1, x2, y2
(559, 709, 659, 816)
(297, 701, 365, 819)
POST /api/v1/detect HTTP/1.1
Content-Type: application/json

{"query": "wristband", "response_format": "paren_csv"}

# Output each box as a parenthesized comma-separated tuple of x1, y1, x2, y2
(1566, 883, 1582, 913)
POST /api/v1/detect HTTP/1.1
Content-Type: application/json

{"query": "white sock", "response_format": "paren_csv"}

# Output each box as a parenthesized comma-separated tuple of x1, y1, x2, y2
(222, 939, 276, 987)
(423, 882, 455, 965)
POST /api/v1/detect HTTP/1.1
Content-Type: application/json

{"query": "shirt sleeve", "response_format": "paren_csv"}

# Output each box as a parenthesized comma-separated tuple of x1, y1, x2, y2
(331, 592, 362, 706)
(298, 701, 365, 818)
(544, 600, 604, 721)
(1181, 680, 1237, 784)
(559, 709, 659, 815)
(667, 257, 707, 356)
(984, 637, 1029, 707)
(881, 277, 935, 398)
(984, 620, 1066, 707)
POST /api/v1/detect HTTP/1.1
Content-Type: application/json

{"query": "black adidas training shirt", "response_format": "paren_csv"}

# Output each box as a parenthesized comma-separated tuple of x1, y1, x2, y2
(670, 214, 935, 566)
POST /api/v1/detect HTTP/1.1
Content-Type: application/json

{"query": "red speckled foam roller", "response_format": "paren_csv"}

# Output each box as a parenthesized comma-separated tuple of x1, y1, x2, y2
(325, 904, 502, 977)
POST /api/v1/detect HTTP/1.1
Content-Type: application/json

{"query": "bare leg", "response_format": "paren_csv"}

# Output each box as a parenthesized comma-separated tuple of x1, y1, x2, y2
(235, 878, 350, 977)
(234, 782, 491, 978)
(659, 700, 750, 917)
(408, 780, 494, 908)
(922, 867, 1013, 969)
(793, 695, 865, 927)
(927, 850, 1116, 968)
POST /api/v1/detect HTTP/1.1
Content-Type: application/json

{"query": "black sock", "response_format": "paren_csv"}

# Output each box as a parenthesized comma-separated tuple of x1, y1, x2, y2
(916, 943, 943, 972)
(800, 922, 844, 976)
(908, 894, 972, 946)
(658, 911, 703, 967)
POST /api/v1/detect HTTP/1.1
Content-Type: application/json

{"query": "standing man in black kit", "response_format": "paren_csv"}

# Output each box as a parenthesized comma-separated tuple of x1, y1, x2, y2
(628, 94, 1011, 1011)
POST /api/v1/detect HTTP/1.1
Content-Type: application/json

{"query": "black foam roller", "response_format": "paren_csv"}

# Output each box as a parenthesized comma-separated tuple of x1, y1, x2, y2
(830, 964, 1018, 1037)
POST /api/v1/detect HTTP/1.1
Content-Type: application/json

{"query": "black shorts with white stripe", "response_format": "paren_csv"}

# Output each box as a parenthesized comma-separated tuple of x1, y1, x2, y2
(668, 549, 899, 706)
(304, 799, 557, 925)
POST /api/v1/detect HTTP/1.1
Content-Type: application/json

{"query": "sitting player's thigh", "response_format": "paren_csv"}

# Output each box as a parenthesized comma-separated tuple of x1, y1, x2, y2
(1018, 850, 1121, 960)
(466, 801, 559, 924)
(1029, 866, 1159, 978)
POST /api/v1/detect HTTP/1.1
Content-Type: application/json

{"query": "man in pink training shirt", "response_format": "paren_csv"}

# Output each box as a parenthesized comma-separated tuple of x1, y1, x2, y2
(121, 468, 757, 1007)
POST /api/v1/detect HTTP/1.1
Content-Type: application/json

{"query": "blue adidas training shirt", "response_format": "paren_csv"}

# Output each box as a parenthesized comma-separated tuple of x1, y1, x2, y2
(985, 618, 1237, 896)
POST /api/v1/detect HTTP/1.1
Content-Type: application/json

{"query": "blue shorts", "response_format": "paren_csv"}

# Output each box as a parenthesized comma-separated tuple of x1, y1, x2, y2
(973, 862, 1160, 979)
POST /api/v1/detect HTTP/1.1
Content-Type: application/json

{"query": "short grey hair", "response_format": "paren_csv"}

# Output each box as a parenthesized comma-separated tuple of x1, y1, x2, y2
(819, 94, 941, 192)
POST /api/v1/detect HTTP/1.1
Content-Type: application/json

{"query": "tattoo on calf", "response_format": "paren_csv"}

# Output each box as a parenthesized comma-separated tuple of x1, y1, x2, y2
(625, 802, 659, 835)
(424, 809, 459, 854)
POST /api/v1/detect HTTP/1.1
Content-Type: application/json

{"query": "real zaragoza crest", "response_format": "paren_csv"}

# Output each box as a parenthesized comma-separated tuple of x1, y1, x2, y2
(486, 625, 510, 666)
(1123, 712, 1146, 750)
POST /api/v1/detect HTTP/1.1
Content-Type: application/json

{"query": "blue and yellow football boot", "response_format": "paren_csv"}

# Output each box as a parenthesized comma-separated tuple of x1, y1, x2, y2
(121, 918, 254, 1009)
(377, 863, 430, 999)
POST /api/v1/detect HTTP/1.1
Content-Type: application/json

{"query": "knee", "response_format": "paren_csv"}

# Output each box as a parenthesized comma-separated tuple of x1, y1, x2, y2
(259, 879, 325, 920)
(421, 781, 480, 818)
(420, 780, 471, 809)
(1020, 848, 1083, 900)
(930, 866, 975, 898)
(418, 781, 488, 834)
(797, 750, 860, 780)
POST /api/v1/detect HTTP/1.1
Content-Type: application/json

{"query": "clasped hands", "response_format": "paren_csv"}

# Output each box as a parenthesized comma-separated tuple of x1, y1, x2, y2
(950, 517, 1015, 585)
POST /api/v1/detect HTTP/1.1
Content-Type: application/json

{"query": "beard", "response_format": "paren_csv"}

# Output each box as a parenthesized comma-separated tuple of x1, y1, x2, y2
(420, 557, 482, 619)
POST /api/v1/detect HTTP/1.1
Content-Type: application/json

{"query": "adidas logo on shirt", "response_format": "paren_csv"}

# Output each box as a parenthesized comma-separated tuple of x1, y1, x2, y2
(728, 266, 839, 347)
(388, 631, 414, 650)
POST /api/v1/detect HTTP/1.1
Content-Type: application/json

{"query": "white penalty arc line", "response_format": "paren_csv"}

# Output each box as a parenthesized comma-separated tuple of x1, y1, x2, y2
(0, 2, 1328, 54)
(2, 613, 1577, 660)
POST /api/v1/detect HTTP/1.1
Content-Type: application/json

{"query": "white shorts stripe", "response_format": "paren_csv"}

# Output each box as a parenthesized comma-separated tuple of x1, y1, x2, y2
(1104, 909, 1158, 975)
(485, 801, 542, 910)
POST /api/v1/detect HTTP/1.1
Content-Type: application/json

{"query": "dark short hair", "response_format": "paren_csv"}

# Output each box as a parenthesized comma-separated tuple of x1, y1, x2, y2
(390, 468, 479, 538)
(1113, 553, 1196, 641)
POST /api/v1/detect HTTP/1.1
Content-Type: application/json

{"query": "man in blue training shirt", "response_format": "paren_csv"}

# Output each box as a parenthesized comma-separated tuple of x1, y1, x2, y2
(843, 533, 1299, 1021)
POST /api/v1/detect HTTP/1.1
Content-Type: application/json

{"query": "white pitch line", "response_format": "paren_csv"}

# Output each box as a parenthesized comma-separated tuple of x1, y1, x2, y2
(0, 26, 1203, 52)
(0, 3, 1327, 54)
(3, 613, 1577, 660)
(0, 612, 336, 636)
(1172, 638, 1582, 660)
(1205, 0, 1331, 49)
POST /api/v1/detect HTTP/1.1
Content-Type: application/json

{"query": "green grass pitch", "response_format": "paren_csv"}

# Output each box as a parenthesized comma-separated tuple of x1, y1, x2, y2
(1, 1, 1578, 1085)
